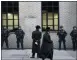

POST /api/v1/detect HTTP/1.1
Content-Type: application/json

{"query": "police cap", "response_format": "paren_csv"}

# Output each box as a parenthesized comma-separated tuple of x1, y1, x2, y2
(73, 26, 77, 29)
(60, 26, 63, 28)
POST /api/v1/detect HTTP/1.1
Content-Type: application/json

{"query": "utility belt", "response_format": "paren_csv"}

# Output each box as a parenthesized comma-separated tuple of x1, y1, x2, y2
(59, 37, 65, 39)
(59, 38, 66, 42)
(17, 36, 24, 38)
(72, 37, 77, 39)
(72, 38, 77, 42)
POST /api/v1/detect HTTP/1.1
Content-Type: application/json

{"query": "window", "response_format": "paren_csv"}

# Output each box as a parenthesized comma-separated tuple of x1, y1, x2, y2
(42, 1, 59, 31)
(1, 1, 19, 30)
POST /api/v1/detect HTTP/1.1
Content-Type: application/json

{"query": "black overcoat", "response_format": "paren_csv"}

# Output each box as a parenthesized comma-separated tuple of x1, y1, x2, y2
(32, 30, 41, 53)
(40, 32, 53, 59)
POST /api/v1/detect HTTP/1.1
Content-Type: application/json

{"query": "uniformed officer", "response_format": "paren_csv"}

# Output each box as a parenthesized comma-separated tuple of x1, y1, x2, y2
(40, 27, 53, 60)
(15, 27, 25, 49)
(70, 26, 77, 51)
(31, 25, 42, 58)
(1, 27, 10, 48)
(57, 26, 67, 50)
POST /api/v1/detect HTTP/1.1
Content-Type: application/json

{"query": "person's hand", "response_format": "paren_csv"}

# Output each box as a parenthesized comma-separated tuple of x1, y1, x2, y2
(35, 42, 38, 45)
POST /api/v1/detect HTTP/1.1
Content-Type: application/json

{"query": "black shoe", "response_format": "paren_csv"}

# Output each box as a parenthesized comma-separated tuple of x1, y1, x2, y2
(50, 58, 53, 60)
(30, 56, 35, 58)
(37, 56, 39, 58)
(16, 48, 20, 50)
(59, 49, 61, 50)
(21, 48, 24, 50)
(42, 58, 45, 60)
(7, 47, 9, 49)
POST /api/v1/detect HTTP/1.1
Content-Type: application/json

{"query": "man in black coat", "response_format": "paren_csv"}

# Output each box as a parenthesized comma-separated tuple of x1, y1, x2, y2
(31, 25, 41, 58)
(70, 26, 77, 51)
(57, 26, 67, 50)
(1, 27, 10, 48)
(15, 27, 25, 49)
(40, 27, 53, 60)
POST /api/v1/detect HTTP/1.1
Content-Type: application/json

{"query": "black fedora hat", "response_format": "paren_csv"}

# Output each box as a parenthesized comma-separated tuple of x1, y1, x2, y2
(46, 27, 50, 31)
(36, 25, 40, 29)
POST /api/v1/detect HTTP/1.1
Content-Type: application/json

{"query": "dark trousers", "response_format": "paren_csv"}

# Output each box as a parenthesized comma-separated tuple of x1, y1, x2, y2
(32, 41, 40, 58)
(1, 38, 9, 48)
(32, 52, 39, 57)
(17, 39, 23, 49)
(72, 40, 77, 50)
(59, 39, 66, 50)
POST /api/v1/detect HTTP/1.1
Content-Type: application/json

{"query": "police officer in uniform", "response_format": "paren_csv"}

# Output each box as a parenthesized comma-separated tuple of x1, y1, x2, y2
(57, 26, 67, 50)
(70, 26, 77, 51)
(15, 27, 25, 49)
(1, 27, 10, 48)
(40, 27, 53, 60)
(31, 25, 41, 58)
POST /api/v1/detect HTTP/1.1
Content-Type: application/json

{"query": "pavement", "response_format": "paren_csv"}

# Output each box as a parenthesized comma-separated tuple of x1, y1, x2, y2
(1, 49, 76, 60)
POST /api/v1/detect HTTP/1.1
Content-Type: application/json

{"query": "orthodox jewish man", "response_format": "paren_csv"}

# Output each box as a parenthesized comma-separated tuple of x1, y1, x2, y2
(31, 25, 42, 58)
(40, 27, 53, 60)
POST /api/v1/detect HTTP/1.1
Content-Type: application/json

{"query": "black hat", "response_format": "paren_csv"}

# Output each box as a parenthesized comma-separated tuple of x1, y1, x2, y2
(36, 25, 40, 29)
(60, 26, 63, 28)
(13, 28, 18, 30)
(46, 27, 50, 31)
(73, 26, 77, 29)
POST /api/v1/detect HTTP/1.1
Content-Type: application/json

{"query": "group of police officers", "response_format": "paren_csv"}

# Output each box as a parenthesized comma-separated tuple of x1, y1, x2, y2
(1, 25, 77, 60)
(57, 26, 77, 51)
(1, 27, 25, 49)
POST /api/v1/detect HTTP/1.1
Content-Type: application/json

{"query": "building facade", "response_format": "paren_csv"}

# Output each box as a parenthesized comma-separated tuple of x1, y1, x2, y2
(1, 1, 77, 49)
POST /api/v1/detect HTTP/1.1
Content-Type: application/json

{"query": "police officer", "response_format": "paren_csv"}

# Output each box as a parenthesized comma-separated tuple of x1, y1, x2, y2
(70, 26, 77, 51)
(31, 25, 41, 58)
(1, 27, 10, 48)
(15, 27, 25, 49)
(57, 26, 67, 50)
(40, 27, 53, 60)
